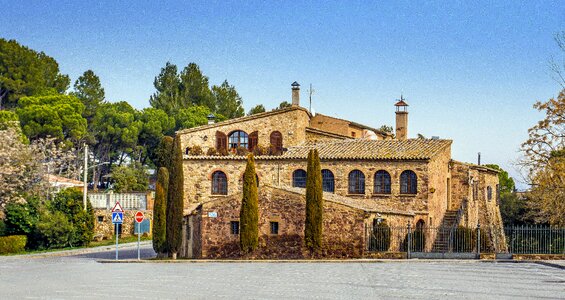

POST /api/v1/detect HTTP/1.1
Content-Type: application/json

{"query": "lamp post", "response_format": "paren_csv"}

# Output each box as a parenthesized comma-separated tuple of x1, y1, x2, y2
(82, 143, 110, 211)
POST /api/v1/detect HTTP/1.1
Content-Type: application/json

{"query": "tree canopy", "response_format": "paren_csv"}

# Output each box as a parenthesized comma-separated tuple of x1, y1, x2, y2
(212, 80, 244, 119)
(0, 38, 69, 109)
(248, 104, 266, 116)
(71, 70, 105, 123)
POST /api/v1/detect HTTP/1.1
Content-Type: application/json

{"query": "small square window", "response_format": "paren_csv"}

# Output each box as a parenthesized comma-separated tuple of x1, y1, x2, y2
(230, 221, 239, 235)
(97, 216, 104, 223)
(270, 221, 279, 235)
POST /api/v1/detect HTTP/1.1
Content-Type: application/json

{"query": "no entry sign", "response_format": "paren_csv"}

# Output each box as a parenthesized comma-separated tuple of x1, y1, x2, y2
(135, 211, 144, 223)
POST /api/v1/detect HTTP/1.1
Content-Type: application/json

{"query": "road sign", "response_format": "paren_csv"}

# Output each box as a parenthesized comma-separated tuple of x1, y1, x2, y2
(111, 201, 123, 212)
(135, 211, 144, 223)
(112, 211, 123, 224)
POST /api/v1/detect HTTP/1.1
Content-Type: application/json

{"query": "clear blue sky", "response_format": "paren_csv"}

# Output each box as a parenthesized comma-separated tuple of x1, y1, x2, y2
(1, 1, 563, 188)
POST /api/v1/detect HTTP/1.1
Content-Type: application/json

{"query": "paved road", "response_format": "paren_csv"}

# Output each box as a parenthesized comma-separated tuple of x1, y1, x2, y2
(0, 246, 564, 299)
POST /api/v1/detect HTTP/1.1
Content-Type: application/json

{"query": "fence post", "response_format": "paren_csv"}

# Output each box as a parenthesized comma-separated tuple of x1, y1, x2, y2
(407, 222, 412, 259)
(476, 223, 481, 258)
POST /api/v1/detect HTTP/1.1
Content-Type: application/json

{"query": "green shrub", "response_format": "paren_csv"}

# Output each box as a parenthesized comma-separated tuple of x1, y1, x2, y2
(240, 153, 259, 253)
(188, 145, 203, 156)
(402, 229, 426, 252)
(48, 188, 94, 247)
(0, 235, 27, 254)
(153, 167, 169, 255)
(34, 211, 74, 249)
(305, 149, 323, 252)
(0, 220, 6, 236)
(206, 147, 218, 156)
(451, 226, 492, 252)
(4, 196, 40, 236)
(166, 136, 184, 259)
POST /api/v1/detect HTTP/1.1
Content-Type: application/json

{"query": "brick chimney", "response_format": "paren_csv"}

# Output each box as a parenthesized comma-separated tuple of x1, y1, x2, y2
(291, 81, 300, 106)
(394, 96, 408, 140)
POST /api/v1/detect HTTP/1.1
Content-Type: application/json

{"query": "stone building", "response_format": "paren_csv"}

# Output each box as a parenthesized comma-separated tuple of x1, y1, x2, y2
(176, 83, 505, 258)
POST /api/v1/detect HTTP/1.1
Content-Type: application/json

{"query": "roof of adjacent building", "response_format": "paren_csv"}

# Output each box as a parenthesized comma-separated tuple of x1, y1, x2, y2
(176, 106, 311, 135)
(184, 138, 452, 161)
(312, 113, 392, 137)
(283, 139, 452, 160)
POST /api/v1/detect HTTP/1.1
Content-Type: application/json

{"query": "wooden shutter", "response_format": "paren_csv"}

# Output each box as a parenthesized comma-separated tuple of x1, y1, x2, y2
(216, 131, 227, 151)
(270, 131, 283, 154)
(249, 131, 258, 150)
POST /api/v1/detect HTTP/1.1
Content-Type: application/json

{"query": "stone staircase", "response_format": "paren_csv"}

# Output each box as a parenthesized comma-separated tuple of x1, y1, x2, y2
(431, 210, 459, 252)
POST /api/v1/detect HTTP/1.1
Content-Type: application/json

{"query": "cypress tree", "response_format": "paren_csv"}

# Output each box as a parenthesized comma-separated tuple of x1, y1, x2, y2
(153, 167, 169, 257)
(240, 153, 259, 253)
(156, 136, 174, 169)
(305, 149, 323, 252)
(166, 135, 184, 259)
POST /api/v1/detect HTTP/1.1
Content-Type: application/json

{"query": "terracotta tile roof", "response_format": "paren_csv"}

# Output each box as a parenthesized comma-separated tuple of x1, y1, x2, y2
(183, 138, 451, 161)
(176, 106, 311, 135)
(282, 138, 452, 160)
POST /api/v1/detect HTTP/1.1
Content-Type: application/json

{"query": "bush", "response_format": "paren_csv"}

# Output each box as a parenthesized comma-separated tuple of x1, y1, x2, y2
(111, 164, 149, 193)
(371, 222, 391, 251)
(402, 229, 426, 252)
(0, 220, 6, 236)
(217, 147, 228, 156)
(188, 145, 203, 156)
(166, 136, 184, 259)
(0, 235, 27, 254)
(153, 167, 169, 255)
(48, 188, 94, 247)
(34, 210, 74, 249)
(305, 149, 323, 252)
(235, 146, 249, 156)
(240, 154, 259, 253)
(451, 226, 492, 252)
(206, 147, 218, 156)
(252, 145, 269, 156)
(4, 196, 40, 236)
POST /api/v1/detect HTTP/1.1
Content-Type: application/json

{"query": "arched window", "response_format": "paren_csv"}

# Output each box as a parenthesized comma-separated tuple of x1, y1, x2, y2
(292, 169, 307, 188)
(348, 170, 365, 194)
(400, 170, 417, 194)
(211, 171, 228, 195)
(270, 131, 283, 154)
(374, 170, 391, 194)
(487, 186, 492, 201)
(322, 169, 335, 193)
(228, 130, 248, 150)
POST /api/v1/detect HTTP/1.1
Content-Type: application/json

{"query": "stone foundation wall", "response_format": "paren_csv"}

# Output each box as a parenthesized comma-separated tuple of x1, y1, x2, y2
(93, 209, 153, 239)
(184, 186, 366, 259)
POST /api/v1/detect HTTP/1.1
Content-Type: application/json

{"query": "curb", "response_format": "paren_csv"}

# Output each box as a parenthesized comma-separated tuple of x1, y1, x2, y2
(18, 241, 152, 259)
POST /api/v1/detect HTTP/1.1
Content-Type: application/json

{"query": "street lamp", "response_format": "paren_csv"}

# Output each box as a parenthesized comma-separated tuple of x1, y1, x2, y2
(82, 144, 110, 211)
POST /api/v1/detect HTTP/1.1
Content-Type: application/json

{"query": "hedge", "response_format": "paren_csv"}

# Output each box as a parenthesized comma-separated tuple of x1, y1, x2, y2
(0, 235, 27, 254)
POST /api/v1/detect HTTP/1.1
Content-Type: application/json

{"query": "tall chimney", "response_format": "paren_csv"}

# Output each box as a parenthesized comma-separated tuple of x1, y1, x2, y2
(394, 96, 409, 140)
(207, 113, 215, 125)
(291, 81, 300, 106)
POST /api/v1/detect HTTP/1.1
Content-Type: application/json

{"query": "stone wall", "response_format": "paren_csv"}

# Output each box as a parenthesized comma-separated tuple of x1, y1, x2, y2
(93, 209, 153, 239)
(310, 114, 351, 136)
(425, 145, 452, 228)
(182, 186, 366, 259)
(182, 158, 434, 216)
(179, 108, 311, 154)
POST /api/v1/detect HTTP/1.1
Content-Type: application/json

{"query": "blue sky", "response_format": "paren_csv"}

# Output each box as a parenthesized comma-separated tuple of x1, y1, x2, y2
(1, 1, 564, 188)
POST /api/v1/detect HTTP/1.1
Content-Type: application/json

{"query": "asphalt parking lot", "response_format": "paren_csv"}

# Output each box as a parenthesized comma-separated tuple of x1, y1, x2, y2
(0, 245, 563, 299)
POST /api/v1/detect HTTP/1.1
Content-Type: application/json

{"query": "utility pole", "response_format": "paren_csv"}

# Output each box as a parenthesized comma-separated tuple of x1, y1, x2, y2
(308, 83, 315, 113)
(83, 144, 88, 211)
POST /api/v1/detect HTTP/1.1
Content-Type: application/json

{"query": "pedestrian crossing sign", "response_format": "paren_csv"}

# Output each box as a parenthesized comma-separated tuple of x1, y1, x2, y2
(112, 211, 123, 224)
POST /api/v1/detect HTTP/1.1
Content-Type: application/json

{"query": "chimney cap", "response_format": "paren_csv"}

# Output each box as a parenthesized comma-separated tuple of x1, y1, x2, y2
(291, 81, 300, 89)
(207, 113, 215, 120)
(394, 95, 409, 106)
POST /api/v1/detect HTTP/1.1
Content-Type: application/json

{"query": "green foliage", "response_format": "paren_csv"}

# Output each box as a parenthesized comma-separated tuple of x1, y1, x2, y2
(0, 220, 5, 236)
(34, 210, 74, 249)
(110, 163, 148, 193)
(4, 196, 40, 236)
(47, 188, 94, 247)
(247, 104, 266, 116)
(175, 106, 210, 130)
(483, 164, 528, 226)
(149, 62, 182, 115)
(16, 94, 87, 143)
(0, 38, 70, 109)
(0, 235, 27, 254)
(136, 108, 175, 165)
(212, 80, 244, 119)
(71, 70, 105, 123)
(278, 101, 292, 109)
(0, 110, 18, 129)
(450, 226, 492, 252)
(484, 164, 515, 194)
(156, 136, 174, 170)
(166, 136, 184, 258)
(305, 149, 323, 252)
(179, 63, 215, 111)
(153, 167, 169, 254)
(240, 154, 259, 253)
(402, 228, 426, 252)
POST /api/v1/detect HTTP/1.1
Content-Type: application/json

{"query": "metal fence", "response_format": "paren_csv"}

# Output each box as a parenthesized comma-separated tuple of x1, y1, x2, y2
(367, 224, 565, 255)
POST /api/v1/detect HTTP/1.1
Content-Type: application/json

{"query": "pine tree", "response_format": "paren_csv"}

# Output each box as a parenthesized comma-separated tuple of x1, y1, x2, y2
(166, 135, 184, 259)
(240, 153, 259, 253)
(153, 167, 169, 257)
(305, 149, 323, 252)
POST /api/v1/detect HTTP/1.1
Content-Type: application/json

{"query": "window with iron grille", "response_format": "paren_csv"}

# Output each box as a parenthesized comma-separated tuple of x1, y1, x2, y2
(374, 170, 391, 194)
(400, 170, 417, 194)
(228, 130, 248, 149)
(292, 169, 307, 188)
(212, 171, 228, 195)
(487, 186, 492, 201)
(270, 221, 279, 234)
(348, 170, 365, 194)
(321, 169, 335, 193)
(230, 221, 239, 235)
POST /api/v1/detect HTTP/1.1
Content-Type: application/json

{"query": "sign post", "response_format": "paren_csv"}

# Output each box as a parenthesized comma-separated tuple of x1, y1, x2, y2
(134, 211, 144, 260)
(111, 202, 124, 260)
